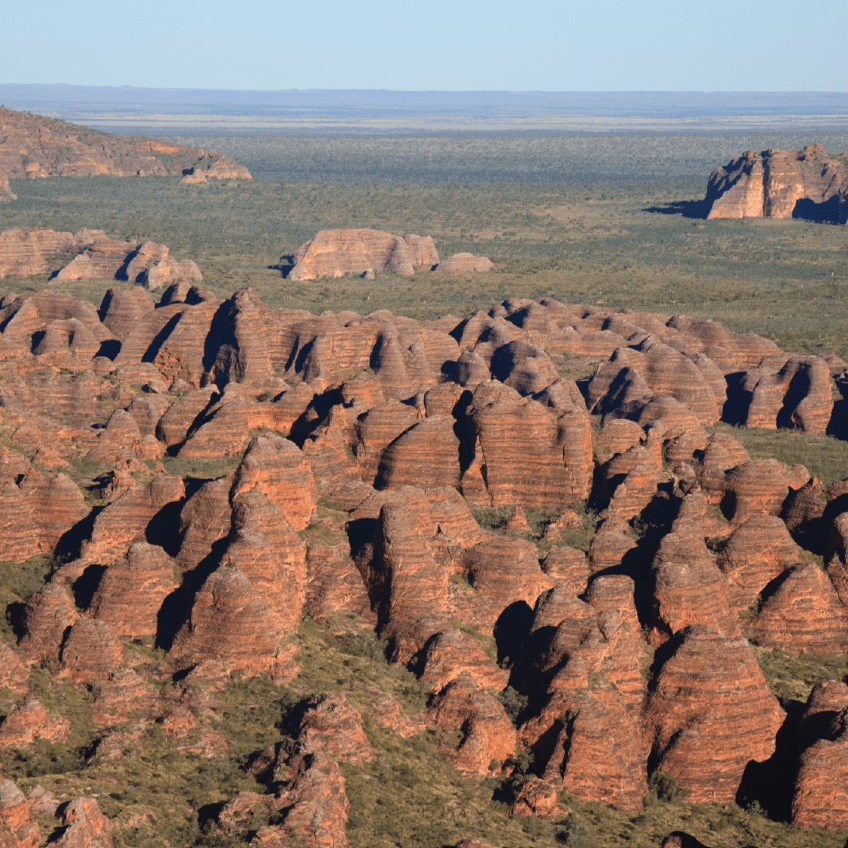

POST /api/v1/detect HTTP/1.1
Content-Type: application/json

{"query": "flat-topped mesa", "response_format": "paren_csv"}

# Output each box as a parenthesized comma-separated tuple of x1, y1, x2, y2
(0, 105, 251, 182)
(0, 227, 202, 290)
(704, 145, 848, 223)
(288, 228, 440, 281)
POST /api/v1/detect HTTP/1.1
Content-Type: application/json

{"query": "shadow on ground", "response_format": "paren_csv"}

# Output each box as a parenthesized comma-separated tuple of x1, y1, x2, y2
(643, 199, 711, 218)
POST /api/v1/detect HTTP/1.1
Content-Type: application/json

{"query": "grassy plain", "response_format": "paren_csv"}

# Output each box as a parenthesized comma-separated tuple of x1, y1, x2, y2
(2, 139, 848, 362)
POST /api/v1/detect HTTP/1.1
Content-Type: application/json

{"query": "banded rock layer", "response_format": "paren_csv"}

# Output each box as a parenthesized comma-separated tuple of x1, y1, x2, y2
(705, 144, 848, 223)
(0, 227, 201, 290)
(0, 287, 845, 842)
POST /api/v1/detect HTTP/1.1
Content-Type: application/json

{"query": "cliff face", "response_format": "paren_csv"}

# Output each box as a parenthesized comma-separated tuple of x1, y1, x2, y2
(0, 106, 250, 196)
(704, 145, 848, 223)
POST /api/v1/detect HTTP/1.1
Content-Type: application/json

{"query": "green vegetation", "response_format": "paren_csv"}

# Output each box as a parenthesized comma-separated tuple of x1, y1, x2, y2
(159, 453, 245, 483)
(0, 554, 54, 640)
(713, 422, 848, 485)
(753, 646, 848, 707)
(3, 136, 848, 363)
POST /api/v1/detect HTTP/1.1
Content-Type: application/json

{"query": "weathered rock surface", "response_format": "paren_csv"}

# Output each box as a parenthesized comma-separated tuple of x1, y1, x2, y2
(0, 170, 15, 203)
(735, 353, 834, 433)
(0, 105, 250, 182)
(19, 583, 78, 663)
(60, 618, 124, 683)
(705, 145, 848, 223)
(180, 154, 252, 182)
(0, 227, 202, 290)
(0, 779, 40, 848)
(428, 674, 517, 775)
(0, 698, 70, 748)
(791, 684, 848, 828)
(434, 253, 495, 274)
(290, 229, 417, 280)
(645, 626, 784, 803)
(170, 567, 287, 676)
(87, 542, 179, 638)
(0, 470, 89, 562)
(717, 515, 800, 611)
(0, 286, 844, 835)
(750, 563, 848, 655)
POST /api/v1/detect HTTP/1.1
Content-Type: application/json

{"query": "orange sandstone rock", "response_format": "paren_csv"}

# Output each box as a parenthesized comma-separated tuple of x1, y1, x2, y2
(428, 674, 517, 776)
(170, 568, 285, 678)
(290, 228, 415, 281)
(0, 779, 40, 848)
(61, 618, 124, 684)
(0, 698, 70, 748)
(716, 515, 800, 611)
(750, 563, 848, 655)
(645, 626, 784, 804)
(87, 542, 179, 638)
(19, 583, 78, 663)
(230, 433, 316, 531)
(705, 145, 848, 224)
(434, 253, 495, 274)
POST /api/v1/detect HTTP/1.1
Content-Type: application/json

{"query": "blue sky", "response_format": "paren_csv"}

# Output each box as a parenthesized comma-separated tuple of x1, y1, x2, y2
(6, 0, 847, 91)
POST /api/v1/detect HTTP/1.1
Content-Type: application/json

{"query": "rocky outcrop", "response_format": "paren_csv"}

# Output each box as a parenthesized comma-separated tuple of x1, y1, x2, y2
(290, 229, 417, 281)
(60, 618, 124, 683)
(645, 626, 784, 803)
(791, 684, 848, 828)
(0, 170, 15, 202)
(0, 286, 845, 838)
(716, 515, 800, 611)
(292, 693, 373, 765)
(169, 567, 294, 678)
(428, 674, 517, 775)
(404, 234, 440, 268)
(0, 470, 89, 563)
(434, 253, 495, 274)
(460, 380, 592, 508)
(180, 154, 252, 182)
(749, 563, 848, 655)
(0, 779, 40, 848)
(0, 698, 70, 748)
(0, 227, 202, 290)
(230, 433, 317, 531)
(87, 542, 179, 639)
(0, 105, 250, 182)
(704, 145, 848, 223)
(546, 687, 648, 811)
(735, 354, 834, 433)
(18, 583, 78, 663)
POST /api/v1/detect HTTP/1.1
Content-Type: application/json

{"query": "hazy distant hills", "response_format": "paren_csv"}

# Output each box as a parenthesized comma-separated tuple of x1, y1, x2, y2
(1, 84, 846, 134)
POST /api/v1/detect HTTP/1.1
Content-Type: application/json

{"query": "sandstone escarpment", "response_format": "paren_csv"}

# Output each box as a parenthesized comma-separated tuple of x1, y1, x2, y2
(705, 145, 848, 223)
(0, 105, 250, 182)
